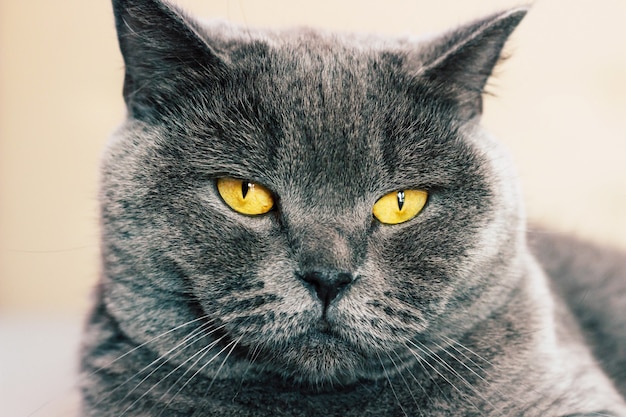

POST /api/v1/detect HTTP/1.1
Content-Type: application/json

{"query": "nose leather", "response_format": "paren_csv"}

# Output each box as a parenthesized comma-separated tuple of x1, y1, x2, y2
(298, 270, 354, 309)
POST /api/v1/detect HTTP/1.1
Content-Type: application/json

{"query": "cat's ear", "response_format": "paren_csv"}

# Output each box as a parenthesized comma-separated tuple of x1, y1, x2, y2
(112, 0, 227, 120)
(415, 7, 528, 121)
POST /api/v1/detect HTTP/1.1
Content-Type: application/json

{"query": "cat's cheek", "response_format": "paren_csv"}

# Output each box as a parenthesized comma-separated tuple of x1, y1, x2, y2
(329, 286, 405, 352)
(222, 260, 320, 340)
(358, 232, 459, 323)
(355, 263, 432, 330)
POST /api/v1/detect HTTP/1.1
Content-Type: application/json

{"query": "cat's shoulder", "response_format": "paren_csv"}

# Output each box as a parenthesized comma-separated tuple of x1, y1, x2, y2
(528, 228, 626, 295)
(529, 228, 626, 396)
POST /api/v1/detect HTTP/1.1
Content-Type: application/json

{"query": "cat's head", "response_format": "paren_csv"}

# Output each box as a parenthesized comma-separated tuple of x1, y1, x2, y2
(102, 0, 527, 387)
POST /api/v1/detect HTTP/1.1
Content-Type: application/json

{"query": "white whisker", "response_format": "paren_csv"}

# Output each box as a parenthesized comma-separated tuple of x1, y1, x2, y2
(153, 338, 227, 417)
(161, 336, 242, 412)
(422, 340, 504, 415)
(118, 334, 230, 417)
(440, 334, 498, 370)
(388, 350, 425, 417)
(205, 334, 244, 394)
(431, 339, 492, 387)
(405, 339, 483, 415)
(100, 322, 221, 410)
(87, 315, 212, 377)
(439, 335, 544, 405)
(375, 350, 408, 417)
(239, 342, 262, 384)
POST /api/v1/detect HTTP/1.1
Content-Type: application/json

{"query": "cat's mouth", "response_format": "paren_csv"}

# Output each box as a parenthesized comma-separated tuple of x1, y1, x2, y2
(255, 316, 376, 387)
(302, 320, 347, 348)
(280, 336, 363, 385)
(313, 316, 339, 335)
(289, 313, 354, 348)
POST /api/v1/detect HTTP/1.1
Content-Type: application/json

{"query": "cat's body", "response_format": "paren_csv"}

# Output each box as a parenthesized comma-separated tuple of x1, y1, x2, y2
(81, 0, 626, 415)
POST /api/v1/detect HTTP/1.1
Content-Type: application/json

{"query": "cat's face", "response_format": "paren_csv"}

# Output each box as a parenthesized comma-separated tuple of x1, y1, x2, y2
(102, 0, 527, 387)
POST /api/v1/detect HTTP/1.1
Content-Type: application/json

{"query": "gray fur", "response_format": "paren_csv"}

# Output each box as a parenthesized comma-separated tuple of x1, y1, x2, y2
(81, 0, 626, 415)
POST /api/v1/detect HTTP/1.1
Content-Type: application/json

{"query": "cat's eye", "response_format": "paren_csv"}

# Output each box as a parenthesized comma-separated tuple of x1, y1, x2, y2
(216, 177, 274, 215)
(372, 190, 428, 225)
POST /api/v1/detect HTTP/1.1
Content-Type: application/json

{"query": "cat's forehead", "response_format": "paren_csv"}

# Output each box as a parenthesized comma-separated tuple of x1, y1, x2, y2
(201, 21, 422, 93)
(163, 22, 484, 204)
(200, 20, 408, 53)
(218, 33, 468, 192)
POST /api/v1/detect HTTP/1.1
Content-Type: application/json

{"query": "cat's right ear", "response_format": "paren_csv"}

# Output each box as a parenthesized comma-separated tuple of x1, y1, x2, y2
(411, 7, 528, 121)
(112, 0, 228, 120)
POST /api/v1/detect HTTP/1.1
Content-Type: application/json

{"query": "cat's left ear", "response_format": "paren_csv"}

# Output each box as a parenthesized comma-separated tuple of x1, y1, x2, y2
(414, 7, 528, 121)
(112, 0, 228, 120)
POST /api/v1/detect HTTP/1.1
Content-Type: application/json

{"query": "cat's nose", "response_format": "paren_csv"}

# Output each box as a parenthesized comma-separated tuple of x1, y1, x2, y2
(297, 270, 354, 308)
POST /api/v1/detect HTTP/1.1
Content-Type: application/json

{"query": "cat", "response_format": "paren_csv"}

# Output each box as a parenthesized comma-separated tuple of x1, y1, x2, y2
(80, 0, 626, 415)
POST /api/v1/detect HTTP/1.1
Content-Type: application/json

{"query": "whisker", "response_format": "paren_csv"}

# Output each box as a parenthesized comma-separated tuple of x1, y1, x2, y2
(439, 335, 498, 370)
(375, 350, 408, 417)
(239, 342, 262, 385)
(409, 345, 449, 402)
(86, 315, 213, 378)
(422, 340, 504, 415)
(126, 323, 223, 391)
(28, 315, 213, 417)
(388, 350, 424, 417)
(205, 334, 244, 394)
(155, 336, 232, 417)
(393, 350, 432, 417)
(431, 339, 492, 387)
(164, 336, 244, 408)
(97, 322, 221, 410)
(154, 338, 227, 417)
(439, 334, 545, 407)
(405, 339, 483, 415)
(118, 334, 230, 417)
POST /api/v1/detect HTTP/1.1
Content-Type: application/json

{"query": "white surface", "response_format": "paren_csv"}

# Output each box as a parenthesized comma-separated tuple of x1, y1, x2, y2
(0, 313, 84, 417)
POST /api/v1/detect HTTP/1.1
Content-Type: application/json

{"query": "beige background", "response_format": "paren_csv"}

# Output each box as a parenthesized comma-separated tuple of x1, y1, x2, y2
(0, 1, 625, 415)
(2, 1, 626, 313)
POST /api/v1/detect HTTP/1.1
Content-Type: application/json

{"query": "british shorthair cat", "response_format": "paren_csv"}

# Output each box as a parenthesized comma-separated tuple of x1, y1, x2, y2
(80, 0, 626, 415)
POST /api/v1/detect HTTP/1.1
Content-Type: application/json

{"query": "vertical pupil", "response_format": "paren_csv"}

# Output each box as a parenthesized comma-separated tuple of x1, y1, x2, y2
(242, 181, 250, 199)
(397, 190, 405, 211)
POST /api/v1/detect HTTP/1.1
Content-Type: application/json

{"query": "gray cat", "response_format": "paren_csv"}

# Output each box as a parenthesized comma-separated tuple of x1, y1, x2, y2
(80, 0, 626, 415)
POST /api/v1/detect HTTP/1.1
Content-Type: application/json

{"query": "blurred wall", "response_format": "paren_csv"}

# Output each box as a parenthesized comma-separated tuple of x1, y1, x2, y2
(1, 0, 625, 313)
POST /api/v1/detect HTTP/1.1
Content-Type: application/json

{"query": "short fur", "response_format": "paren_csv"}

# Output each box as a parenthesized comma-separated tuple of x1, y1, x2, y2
(81, 0, 626, 415)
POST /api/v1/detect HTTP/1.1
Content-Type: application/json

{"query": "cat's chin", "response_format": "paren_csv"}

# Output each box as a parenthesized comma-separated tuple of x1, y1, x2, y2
(267, 328, 370, 389)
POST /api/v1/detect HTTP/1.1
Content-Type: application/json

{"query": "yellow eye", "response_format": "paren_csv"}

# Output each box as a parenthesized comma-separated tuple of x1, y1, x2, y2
(216, 177, 274, 215)
(372, 190, 428, 225)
